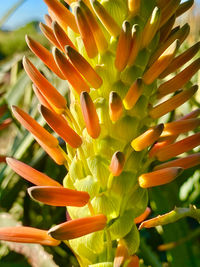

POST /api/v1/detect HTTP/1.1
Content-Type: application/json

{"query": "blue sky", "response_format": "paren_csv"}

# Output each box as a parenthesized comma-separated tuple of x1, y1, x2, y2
(1, 0, 48, 30)
(1, 0, 200, 30)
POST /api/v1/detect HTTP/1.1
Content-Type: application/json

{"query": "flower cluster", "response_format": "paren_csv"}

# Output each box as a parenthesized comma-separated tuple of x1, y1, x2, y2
(0, 0, 200, 266)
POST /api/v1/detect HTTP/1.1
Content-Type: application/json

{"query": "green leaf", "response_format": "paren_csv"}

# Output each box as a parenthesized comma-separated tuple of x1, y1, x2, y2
(108, 210, 134, 240)
(74, 175, 100, 198)
(124, 224, 140, 255)
(87, 155, 110, 189)
(92, 192, 120, 220)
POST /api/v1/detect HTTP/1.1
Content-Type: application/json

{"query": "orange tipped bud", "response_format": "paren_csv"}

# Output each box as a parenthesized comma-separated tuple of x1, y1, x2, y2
(115, 21, 132, 72)
(11, 106, 58, 147)
(78, 0, 108, 53)
(159, 0, 181, 28)
(6, 157, 61, 187)
(128, 0, 140, 16)
(156, 132, 200, 161)
(150, 23, 190, 65)
(161, 118, 200, 137)
(53, 48, 90, 94)
(138, 167, 183, 188)
(143, 39, 179, 85)
(28, 186, 90, 207)
(158, 58, 200, 97)
(80, 91, 100, 139)
(159, 15, 175, 43)
(141, 7, 161, 49)
(109, 151, 125, 176)
(176, 0, 194, 17)
(109, 91, 123, 122)
(160, 41, 200, 78)
(75, 6, 98, 58)
(123, 78, 143, 110)
(150, 85, 198, 119)
(23, 57, 67, 112)
(44, 14, 53, 28)
(32, 84, 54, 112)
(157, 242, 177, 251)
(25, 35, 65, 79)
(154, 153, 200, 171)
(39, 105, 82, 148)
(35, 137, 66, 165)
(0, 226, 60, 246)
(0, 118, 12, 130)
(178, 108, 200, 120)
(48, 214, 107, 240)
(127, 24, 141, 67)
(43, 0, 78, 33)
(134, 207, 151, 224)
(114, 240, 129, 267)
(0, 155, 6, 163)
(149, 138, 174, 158)
(0, 104, 7, 117)
(65, 45, 102, 89)
(52, 21, 76, 51)
(131, 124, 164, 151)
(90, 0, 121, 38)
(39, 22, 62, 50)
(125, 255, 140, 267)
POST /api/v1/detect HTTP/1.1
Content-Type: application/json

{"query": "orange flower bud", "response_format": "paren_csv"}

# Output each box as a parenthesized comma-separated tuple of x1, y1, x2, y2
(114, 240, 129, 267)
(125, 255, 140, 267)
(115, 21, 132, 72)
(109, 151, 125, 176)
(43, 0, 78, 33)
(39, 105, 82, 148)
(25, 35, 65, 79)
(143, 40, 179, 85)
(141, 7, 161, 49)
(131, 124, 164, 151)
(128, 0, 141, 16)
(52, 21, 76, 51)
(28, 186, 90, 207)
(0, 227, 60, 246)
(78, 0, 108, 53)
(109, 92, 123, 122)
(53, 48, 90, 94)
(65, 45, 102, 89)
(90, 0, 121, 37)
(80, 91, 100, 139)
(39, 22, 62, 50)
(160, 41, 200, 78)
(75, 5, 98, 58)
(23, 57, 67, 112)
(0, 118, 12, 131)
(154, 153, 200, 171)
(12, 106, 58, 147)
(44, 14, 53, 28)
(161, 118, 200, 137)
(176, 0, 194, 17)
(48, 214, 107, 240)
(159, 15, 175, 43)
(158, 58, 200, 97)
(6, 157, 61, 187)
(150, 85, 198, 119)
(123, 78, 143, 110)
(127, 24, 141, 67)
(32, 84, 54, 112)
(159, 0, 181, 28)
(156, 132, 200, 161)
(134, 207, 151, 224)
(138, 167, 183, 188)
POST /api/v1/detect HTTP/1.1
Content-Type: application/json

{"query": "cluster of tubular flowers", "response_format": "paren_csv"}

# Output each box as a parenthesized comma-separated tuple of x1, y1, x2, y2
(0, 0, 200, 266)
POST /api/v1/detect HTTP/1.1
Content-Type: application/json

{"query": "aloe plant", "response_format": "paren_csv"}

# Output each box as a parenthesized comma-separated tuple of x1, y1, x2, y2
(0, 0, 200, 266)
